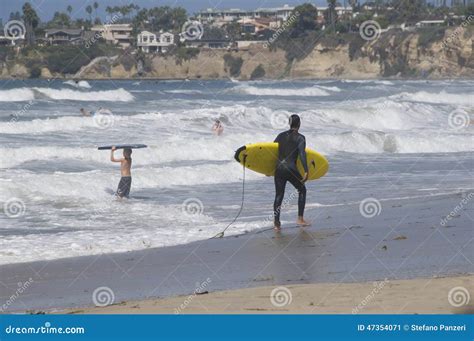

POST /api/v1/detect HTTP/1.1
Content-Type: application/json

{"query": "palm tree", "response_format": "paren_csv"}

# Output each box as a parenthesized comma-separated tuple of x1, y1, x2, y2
(67, 5, 72, 15)
(327, 0, 337, 32)
(22, 2, 39, 45)
(86, 5, 93, 22)
(93, 2, 99, 20)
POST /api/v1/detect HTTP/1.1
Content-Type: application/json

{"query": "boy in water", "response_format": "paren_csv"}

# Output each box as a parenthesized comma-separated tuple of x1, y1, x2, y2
(111, 147, 132, 199)
(212, 119, 224, 136)
(80, 108, 91, 116)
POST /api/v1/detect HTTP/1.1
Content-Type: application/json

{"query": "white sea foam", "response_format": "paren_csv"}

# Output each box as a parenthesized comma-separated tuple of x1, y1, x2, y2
(165, 89, 204, 95)
(231, 84, 331, 96)
(0, 88, 35, 102)
(395, 91, 474, 105)
(33, 87, 134, 101)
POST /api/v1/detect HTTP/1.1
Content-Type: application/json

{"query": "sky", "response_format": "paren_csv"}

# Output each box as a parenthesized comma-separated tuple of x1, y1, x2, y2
(0, 0, 332, 23)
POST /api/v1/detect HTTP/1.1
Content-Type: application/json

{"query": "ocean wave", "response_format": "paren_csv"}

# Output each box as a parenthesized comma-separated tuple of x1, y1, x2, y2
(343, 79, 394, 85)
(0, 116, 111, 134)
(230, 84, 331, 97)
(394, 91, 474, 105)
(1, 162, 256, 200)
(165, 89, 204, 95)
(0, 88, 35, 102)
(33, 87, 134, 102)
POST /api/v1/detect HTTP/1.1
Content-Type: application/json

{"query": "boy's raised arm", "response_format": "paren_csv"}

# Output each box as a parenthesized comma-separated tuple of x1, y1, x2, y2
(110, 146, 122, 162)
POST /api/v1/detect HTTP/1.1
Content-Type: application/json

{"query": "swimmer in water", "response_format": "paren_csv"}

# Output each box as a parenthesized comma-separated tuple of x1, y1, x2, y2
(80, 108, 91, 116)
(212, 119, 224, 136)
(111, 147, 132, 199)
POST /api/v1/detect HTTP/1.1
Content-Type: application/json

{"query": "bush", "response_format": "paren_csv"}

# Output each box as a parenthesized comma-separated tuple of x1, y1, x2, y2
(41, 43, 120, 75)
(348, 35, 366, 61)
(274, 31, 320, 61)
(417, 27, 446, 48)
(250, 64, 265, 79)
(117, 53, 136, 71)
(174, 47, 200, 64)
(29, 66, 41, 78)
(0, 47, 15, 63)
(223, 54, 243, 77)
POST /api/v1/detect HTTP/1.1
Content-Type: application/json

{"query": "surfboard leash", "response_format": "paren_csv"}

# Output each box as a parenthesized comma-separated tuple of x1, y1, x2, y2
(212, 155, 247, 239)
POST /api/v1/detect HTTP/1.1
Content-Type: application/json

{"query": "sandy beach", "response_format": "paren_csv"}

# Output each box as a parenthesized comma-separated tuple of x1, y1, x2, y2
(64, 275, 473, 314)
(1, 190, 472, 314)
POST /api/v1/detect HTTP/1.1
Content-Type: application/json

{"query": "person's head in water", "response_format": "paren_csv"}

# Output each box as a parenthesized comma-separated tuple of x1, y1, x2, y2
(289, 114, 301, 130)
(123, 148, 132, 161)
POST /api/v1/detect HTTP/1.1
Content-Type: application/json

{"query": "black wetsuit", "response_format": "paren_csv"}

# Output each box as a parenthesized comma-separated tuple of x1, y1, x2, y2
(273, 129, 308, 226)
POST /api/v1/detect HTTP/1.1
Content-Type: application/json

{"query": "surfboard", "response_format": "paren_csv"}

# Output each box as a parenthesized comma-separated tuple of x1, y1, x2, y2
(234, 142, 329, 181)
(98, 144, 147, 150)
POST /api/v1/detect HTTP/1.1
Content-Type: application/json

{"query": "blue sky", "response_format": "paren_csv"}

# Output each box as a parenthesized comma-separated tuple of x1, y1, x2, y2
(1, 0, 332, 22)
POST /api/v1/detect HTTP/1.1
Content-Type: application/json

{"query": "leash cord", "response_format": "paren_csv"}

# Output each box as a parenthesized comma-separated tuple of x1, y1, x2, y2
(212, 156, 246, 239)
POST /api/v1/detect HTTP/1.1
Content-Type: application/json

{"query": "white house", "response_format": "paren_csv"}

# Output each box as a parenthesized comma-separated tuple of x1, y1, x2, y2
(91, 24, 133, 48)
(197, 5, 296, 23)
(415, 20, 445, 28)
(137, 31, 175, 53)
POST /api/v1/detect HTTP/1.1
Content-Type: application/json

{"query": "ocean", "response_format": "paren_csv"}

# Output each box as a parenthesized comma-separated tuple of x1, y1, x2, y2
(0, 79, 472, 265)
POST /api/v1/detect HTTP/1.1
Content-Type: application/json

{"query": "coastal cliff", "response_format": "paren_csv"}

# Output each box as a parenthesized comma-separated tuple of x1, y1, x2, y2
(1, 27, 472, 79)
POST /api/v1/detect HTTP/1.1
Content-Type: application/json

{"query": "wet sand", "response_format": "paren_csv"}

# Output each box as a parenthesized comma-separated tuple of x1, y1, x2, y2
(65, 275, 474, 314)
(0, 192, 472, 314)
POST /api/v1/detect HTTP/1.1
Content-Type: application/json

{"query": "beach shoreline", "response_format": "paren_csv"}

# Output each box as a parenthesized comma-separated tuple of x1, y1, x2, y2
(62, 275, 473, 314)
(1, 190, 472, 314)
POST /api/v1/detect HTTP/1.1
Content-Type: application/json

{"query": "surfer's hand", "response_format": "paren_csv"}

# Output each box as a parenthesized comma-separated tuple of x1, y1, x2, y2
(302, 173, 308, 183)
(111, 146, 116, 151)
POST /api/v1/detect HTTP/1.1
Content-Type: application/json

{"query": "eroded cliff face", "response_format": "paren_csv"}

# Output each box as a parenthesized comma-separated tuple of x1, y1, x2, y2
(371, 27, 473, 78)
(291, 44, 381, 79)
(2, 27, 472, 79)
(79, 27, 474, 79)
(77, 47, 289, 80)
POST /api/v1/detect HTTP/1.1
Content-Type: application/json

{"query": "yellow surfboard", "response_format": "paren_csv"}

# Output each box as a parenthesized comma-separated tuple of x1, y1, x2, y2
(234, 142, 329, 181)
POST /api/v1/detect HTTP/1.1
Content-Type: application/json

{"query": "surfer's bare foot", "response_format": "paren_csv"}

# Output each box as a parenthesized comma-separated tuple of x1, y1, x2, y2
(274, 221, 281, 231)
(297, 217, 311, 227)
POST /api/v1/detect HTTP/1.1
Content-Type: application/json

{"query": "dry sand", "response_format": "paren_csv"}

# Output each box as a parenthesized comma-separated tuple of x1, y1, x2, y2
(65, 275, 473, 314)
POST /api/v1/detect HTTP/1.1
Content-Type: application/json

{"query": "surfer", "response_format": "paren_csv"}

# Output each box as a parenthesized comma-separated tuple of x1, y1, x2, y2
(273, 114, 310, 230)
(111, 146, 132, 199)
(212, 119, 224, 136)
